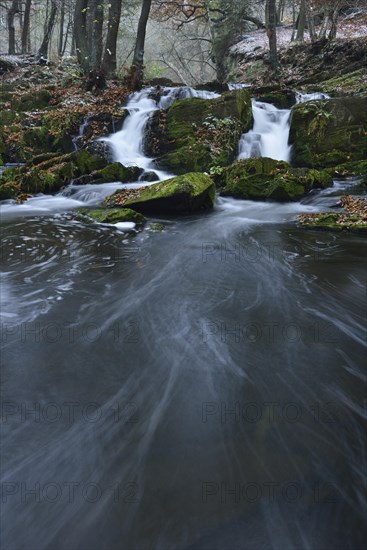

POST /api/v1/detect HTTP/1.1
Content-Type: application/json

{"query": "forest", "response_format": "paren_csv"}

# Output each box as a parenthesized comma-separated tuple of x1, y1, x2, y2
(0, 1, 366, 549)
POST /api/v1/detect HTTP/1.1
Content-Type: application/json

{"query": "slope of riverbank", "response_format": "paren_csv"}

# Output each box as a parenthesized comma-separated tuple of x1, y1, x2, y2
(230, 11, 367, 95)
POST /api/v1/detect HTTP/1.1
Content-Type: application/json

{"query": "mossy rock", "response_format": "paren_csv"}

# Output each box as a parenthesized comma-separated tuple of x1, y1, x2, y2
(0, 180, 20, 200)
(253, 87, 295, 108)
(107, 173, 216, 214)
(12, 89, 51, 111)
(4, 150, 107, 196)
(299, 212, 367, 233)
(146, 89, 252, 174)
(221, 158, 332, 202)
(93, 162, 143, 183)
(330, 160, 367, 178)
(157, 143, 213, 174)
(75, 149, 106, 173)
(78, 208, 145, 225)
(289, 97, 367, 168)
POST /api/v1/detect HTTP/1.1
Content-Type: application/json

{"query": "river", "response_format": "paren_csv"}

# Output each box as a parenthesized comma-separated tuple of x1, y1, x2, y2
(0, 87, 366, 550)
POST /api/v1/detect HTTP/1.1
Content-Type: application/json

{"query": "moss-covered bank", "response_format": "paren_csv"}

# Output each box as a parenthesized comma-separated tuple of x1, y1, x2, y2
(220, 158, 332, 201)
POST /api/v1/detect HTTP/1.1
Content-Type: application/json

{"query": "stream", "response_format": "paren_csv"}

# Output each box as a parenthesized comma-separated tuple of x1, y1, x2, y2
(1, 86, 366, 550)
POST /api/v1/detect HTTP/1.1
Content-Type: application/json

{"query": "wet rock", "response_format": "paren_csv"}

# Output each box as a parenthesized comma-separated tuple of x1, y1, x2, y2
(85, 140, 114, 162)
(92, 162, 143, 183)
(289, 96, 367, 168)
(78, 207, 145, 225)
(145, 89, 253, 174)
(105, 172, 216, 214)
(221, 158, 332, 201)
(141, 171, 159, 182)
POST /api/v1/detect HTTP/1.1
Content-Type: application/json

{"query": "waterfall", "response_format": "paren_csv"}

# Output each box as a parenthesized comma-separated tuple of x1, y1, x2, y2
(237, 92, 331, 163)
(238, 100, 292, 162)
(101, 89, 167, 181)
(101, 86, 221, 182)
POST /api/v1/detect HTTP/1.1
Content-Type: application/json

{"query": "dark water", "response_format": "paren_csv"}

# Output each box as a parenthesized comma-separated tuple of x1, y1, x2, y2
(1, 183, 366, 549)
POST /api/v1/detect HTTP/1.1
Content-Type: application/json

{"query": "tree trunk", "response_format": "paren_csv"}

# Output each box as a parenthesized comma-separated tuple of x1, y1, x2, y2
(58, 0, 65, 57)
(88, 0, 104, 69)
(277, 0, 285, 22)
(21, 0, 32, 54)
(319, 12, 331, 40)
(306, 1, 317, 43)
(296, 0, 306, 42)
(37, 0, 57, 59)
(74, 0, 89, 70)
(102, 0, 123, 76)
(131, 0, 153, 90)
(266, 0, 278, 72)
(329, 3, 340, 41)
(8, 0, 20, 55)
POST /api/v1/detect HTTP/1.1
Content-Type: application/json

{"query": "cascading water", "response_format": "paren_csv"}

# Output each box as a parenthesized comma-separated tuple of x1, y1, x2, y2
(101, 89, 168, 182)
(159, 86, 220, 109)
(238, 100, 292, 162)
(101, 86, 221, 182)
(237, 92, 331, 163)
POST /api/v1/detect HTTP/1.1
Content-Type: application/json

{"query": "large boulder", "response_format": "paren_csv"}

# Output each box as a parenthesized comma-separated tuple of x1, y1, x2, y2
(144, 89, 252, 174)
(289, 97, 367, 168)
(104, 173, 216, 214)
(220, 158, 332, 202)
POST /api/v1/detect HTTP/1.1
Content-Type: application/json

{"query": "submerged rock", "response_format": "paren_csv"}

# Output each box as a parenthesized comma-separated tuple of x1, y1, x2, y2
(145, 89, 253, 174)
(289, 97, 367, 168)
(105, 173, 216, 214)
(220, 157, 332, 201)
(78, 208, 145, 225)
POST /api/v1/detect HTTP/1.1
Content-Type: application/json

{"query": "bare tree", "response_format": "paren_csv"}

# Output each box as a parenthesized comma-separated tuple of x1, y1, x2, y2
(7, 0, 20, 54)
(102, 0, 123, 76)
(38, 0, 57, 58)
(73, 0, 89, 69)
(21, 0, 32, 53)
(131, 0, 153, 89)
(266, 0, 278, 72)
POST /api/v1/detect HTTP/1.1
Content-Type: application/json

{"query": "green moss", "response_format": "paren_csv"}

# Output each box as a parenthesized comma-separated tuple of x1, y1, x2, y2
(76, 149, 106, 173)
(157, 144, 212, 175)
(13, 89, 51, 111)
(330, 160, 367, 177)
(108, 172, 216, 214)
(148, 223, 165, 231)
(319, 69, 366, 96)
(23, 126, 52, 150)
(96, 162, 141, 183)
(221, 158, 332, 202)
(290, 97, 367, 168)
(0, 180, 20, 200)
(78, 208, 145, 224)
(299, 212, 367, 232)
(152, 89, 252, 173)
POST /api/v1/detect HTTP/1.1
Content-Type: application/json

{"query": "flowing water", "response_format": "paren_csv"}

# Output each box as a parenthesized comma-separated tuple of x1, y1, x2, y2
(238, 100, 292, 162)
(238, 92, 330, 163)
(1, 88, 366, 550)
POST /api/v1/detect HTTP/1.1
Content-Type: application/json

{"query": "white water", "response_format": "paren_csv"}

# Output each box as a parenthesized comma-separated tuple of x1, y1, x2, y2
(101, 89, 169, 181)
(296, 91, 330, 103)
(238, 92, 332, 162)
(101, 87, 220, 182)
(238, 100, 292, 162)
(159, 86, 220, 109)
